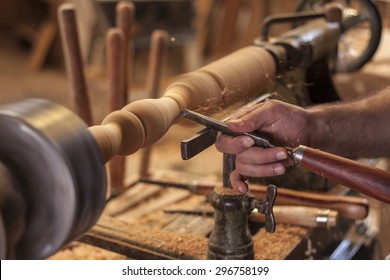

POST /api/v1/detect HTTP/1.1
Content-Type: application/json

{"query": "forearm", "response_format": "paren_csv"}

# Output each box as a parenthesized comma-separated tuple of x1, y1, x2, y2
(308, 86, 390, 158)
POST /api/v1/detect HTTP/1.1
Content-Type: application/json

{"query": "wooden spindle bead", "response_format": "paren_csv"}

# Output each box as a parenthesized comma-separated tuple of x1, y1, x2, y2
(123, 97, 181, 147)
(90, 110, 145, 162)
(139, 29, 170, 177)
(102, 110, 145, 155)
(88, 123, 122, 162)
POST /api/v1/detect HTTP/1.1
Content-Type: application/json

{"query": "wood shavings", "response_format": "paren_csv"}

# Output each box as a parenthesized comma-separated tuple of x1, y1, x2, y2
(253, 224, 309, 259)
(49, 242, 127, 260)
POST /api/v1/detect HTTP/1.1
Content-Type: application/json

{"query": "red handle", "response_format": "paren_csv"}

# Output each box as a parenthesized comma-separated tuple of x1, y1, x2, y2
(293, 146, 390, 204)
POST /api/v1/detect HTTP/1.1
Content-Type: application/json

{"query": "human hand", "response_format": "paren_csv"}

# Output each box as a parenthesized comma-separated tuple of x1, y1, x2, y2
(215, 100, 313, 192)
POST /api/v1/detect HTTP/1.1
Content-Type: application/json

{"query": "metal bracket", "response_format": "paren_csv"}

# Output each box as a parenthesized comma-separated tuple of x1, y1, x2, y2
(250, 185, 277, 233)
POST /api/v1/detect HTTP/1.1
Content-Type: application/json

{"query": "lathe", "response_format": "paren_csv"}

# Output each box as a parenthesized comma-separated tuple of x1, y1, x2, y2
(0, 1, 388, 260)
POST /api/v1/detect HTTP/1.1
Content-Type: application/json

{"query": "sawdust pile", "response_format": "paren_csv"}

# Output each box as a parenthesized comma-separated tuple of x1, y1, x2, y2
(253, 224, 309, 259)
(49, 242, 128, 260)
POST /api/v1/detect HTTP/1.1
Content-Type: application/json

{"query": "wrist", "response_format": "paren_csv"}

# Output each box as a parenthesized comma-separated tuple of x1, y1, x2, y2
(306, 107, 331, 150)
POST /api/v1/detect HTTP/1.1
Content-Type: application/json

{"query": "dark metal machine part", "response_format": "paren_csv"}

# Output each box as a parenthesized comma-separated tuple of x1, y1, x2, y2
(207, 188, 255, 259)
(0, 211, 5, 259)
(0, 162, 26, 259)
(255, 4, 344, 104)
(0, 99, 107, 259)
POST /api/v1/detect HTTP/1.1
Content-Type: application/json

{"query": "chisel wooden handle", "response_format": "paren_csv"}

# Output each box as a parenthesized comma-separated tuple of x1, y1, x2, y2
(164, 206, 339, 228)
(251, 206, 338, 228)
(291, 145, 390, 205)
(139, 178, 369, 220)
(249, 183, 368, 220)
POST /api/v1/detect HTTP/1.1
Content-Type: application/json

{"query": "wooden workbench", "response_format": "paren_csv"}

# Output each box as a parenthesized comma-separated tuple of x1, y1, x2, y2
(51, 172, 310, 260)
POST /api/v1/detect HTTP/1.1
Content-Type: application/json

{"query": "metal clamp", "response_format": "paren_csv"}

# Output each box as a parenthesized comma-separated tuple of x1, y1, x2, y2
(249, 185, 277, 233)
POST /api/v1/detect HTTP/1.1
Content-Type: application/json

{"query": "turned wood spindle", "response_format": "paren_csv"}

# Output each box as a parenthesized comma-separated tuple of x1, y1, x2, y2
(107, 28, 126, 112)
(58, 4, 92, 126)
(106, 28, 127, 195)
(89, 46, 276, 162)
(116, 1, 135, 103)
(107, 1, 135, 195)
(139, 30, 170, 178)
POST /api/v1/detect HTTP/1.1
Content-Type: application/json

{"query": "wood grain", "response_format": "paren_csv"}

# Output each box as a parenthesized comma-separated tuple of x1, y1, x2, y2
(58, 4, 92, 125)
(298, 146, 390, 204)
(90, 46, 276, 162)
